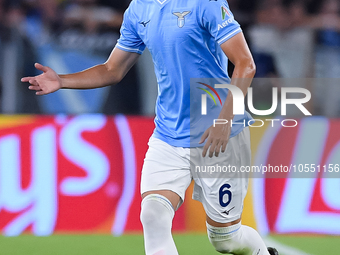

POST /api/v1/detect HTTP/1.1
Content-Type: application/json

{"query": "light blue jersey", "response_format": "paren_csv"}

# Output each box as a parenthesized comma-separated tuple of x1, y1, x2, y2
(116, 0, 253, 147)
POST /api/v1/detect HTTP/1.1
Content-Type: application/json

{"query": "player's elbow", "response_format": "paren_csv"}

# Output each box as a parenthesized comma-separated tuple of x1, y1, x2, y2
(235, 57, 256, 77)
(104, 63, 124, 85)
(249, 59, 256, 76)
(250, 58, 256, 75)
(243, 57, 256, 77)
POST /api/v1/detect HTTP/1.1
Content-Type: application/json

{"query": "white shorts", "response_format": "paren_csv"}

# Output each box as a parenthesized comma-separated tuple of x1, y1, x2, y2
(141, 128, 251, 223)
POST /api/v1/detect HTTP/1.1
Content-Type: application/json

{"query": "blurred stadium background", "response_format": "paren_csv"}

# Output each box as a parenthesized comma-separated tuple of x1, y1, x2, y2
(0, 0, 340, 254)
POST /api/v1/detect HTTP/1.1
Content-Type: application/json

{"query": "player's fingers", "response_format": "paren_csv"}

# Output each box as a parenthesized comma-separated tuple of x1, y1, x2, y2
(202, 138, 212, 157)
(21, 77, 35, 82)
(215, 141, 223, 157)
(209, 139, 219, 158)
(28, 79, 39, 86)
(35, 90, 46, 96)
(35, 63, 49, 73)
(28, 85, 41, 91)
(221, 140, 228, 153)
(199, 129, 210, 144)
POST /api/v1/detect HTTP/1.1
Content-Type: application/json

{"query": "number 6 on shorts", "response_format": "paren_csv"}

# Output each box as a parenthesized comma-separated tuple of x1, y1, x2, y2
(219, 184, 232, 207)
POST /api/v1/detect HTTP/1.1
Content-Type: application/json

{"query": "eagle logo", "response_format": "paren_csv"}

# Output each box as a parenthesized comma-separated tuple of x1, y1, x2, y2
(173, 11, 191, 28)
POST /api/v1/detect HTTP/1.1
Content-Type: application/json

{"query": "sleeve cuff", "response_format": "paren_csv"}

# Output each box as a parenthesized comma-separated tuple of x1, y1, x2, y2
(217, 27, 242, 45)
(116, 43, 145, 55)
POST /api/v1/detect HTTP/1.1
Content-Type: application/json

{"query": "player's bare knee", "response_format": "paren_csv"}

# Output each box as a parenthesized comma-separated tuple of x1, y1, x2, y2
(140, 194, 175, 229)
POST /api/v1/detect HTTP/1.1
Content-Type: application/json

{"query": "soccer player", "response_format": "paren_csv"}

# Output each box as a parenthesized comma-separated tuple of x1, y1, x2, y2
(22, 0, 278, 254)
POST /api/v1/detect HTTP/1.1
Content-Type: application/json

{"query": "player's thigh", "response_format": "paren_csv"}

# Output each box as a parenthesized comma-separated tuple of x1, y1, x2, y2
(141, 136, 192, 210)
(192, 127, 251, 224)
(194, 177, 249, 224)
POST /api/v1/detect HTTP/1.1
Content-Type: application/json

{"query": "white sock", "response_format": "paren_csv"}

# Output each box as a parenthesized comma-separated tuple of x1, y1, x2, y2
(140, 194, 178, 255)
(207, 222, 270, 255)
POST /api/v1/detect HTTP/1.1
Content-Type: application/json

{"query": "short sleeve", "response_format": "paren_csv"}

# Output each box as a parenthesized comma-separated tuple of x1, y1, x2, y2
(200, 0, 242, 45)
(116, 5, 146, 54)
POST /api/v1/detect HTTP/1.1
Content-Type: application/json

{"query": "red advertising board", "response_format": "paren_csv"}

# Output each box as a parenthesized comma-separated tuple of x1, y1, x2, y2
(0, 115, 176, 236)
(252, 118, 340, 235)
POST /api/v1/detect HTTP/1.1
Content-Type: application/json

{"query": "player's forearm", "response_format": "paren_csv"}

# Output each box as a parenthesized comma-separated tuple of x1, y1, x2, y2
(218, 59, 256, 120)
(59, 63, 122, 90)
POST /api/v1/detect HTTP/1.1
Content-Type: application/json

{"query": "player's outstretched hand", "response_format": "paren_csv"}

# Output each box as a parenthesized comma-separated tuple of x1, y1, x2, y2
(199, 124, 231, 158)
(21, 63, 62, 95)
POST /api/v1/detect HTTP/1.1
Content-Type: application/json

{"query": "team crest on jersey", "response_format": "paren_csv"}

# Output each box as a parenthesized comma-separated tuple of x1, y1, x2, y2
(173, 11, 191, 28)
(221, 6, 231, 20)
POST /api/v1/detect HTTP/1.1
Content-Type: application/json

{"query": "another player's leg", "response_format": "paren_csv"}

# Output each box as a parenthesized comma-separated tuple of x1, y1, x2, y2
(140, 190, 180, 255)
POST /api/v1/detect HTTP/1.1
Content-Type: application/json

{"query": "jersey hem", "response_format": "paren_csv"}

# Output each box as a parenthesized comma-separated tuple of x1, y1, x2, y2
(152, 132, 191, 148)
(152, 125, 248, 148)
(189, 126, 245, 148)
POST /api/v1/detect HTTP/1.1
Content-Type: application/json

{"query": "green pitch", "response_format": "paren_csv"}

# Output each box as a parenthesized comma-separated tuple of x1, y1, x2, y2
(0, 234, 339, 255)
